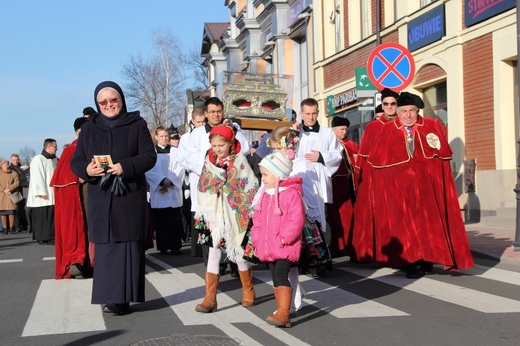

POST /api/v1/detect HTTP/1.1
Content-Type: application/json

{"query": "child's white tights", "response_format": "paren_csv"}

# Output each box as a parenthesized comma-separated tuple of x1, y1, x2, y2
(207, 247, 249, 274)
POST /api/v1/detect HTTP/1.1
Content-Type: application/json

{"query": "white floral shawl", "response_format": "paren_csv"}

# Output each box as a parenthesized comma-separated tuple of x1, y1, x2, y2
(195, 152, 258, 262)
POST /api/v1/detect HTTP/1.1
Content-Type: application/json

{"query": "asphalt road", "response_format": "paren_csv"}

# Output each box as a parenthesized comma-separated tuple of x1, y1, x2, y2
(1, 232, 520, 346)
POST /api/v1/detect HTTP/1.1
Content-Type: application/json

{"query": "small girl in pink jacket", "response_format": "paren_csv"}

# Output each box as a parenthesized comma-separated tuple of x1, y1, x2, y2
(251, 151, 306, 328)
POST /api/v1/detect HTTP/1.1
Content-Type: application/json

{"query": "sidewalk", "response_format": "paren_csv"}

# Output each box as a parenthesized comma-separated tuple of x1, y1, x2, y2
(465, 223, 520, 263)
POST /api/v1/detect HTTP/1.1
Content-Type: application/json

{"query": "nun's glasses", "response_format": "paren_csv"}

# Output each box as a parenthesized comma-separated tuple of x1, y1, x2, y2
(97, 97, 119, 106)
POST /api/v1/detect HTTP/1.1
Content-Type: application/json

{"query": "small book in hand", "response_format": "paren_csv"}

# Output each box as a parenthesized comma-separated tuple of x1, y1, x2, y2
(94, 155, 114, 172)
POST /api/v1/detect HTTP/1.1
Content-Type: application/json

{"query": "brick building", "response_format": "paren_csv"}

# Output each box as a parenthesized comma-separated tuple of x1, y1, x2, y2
(201, 0, 518, 224)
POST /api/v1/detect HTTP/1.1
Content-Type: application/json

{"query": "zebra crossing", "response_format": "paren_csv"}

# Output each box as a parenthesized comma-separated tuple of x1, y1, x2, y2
(20, 255, 520, 343)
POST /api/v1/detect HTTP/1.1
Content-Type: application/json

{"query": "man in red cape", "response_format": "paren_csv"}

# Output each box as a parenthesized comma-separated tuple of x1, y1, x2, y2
(329, 116, 358, 256)
(351, 88, 399, 262)
(50, 117, 92, 279)
(367, 92, 474, 277)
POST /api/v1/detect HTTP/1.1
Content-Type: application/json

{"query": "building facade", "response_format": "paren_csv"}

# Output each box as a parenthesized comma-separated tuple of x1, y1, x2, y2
(201, 0, 518, 225)
(313, 0, 517, 225)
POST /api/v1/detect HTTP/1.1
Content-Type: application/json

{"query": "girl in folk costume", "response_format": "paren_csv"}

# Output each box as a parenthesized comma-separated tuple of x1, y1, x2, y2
(194, 125, 259, 313)
(251, 151, 306, 328)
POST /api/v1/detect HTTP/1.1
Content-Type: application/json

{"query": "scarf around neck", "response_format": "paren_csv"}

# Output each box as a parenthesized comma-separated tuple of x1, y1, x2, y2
(195, 152, 259, 262)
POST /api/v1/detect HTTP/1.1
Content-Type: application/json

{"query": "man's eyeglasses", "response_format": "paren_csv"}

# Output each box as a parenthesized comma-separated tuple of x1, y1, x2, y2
(98, 98, 119, 107)
(207, 110, 223, 115)
(383, 102, 397, 107)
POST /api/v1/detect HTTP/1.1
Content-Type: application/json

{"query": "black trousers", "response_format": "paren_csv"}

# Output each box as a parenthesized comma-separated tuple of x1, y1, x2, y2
(14, 198, 28, 230)
(151, 207, 182, 251)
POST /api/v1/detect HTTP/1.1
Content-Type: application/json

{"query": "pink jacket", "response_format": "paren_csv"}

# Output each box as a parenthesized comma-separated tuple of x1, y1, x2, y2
(251, 177, 306, 263)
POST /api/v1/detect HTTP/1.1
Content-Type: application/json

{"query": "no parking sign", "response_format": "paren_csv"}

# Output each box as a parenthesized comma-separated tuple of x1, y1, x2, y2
(367, 43, 415, 92)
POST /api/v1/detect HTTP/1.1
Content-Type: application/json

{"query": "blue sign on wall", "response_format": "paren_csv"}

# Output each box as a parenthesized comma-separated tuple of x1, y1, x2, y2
(287, 0, 312, 27)
(465, 0, 515, 27)
(408, 5, 445, 52)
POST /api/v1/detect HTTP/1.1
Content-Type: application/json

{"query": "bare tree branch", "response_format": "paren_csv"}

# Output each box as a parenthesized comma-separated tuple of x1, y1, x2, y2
(122, 30, 188, 129)
(180, 44, 208, 90)
(18, 146, 36, 166)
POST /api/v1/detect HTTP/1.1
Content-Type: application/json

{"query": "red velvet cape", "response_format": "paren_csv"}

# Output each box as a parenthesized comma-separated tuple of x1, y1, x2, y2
(366, 116, 474, 269)
(50, 140, 88, 279)
(329, 139, 358, 255)
(351, 117, 389, 262)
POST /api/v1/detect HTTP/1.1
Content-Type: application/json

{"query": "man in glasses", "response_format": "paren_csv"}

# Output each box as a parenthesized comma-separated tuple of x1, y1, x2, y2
(363, 92, 474, 277)
(351, 88, 399, 263)
(380, 88, 399, 121)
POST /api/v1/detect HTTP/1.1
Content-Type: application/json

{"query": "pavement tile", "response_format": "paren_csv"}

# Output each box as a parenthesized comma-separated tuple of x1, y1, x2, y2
(466, 224, 520, 263)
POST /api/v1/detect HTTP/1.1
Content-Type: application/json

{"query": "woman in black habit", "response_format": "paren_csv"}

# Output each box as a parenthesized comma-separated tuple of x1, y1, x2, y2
(71, 81, 156, 315)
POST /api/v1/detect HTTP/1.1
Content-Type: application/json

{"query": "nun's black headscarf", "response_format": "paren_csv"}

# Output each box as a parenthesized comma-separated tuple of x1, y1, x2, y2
(94, 81, 128, 115)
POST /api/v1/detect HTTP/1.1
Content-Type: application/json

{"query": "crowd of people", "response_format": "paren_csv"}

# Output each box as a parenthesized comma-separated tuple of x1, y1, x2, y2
(0, 81, 474, 326)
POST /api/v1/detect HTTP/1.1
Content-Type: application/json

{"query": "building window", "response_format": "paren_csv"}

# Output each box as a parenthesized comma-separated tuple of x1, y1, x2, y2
(422, 82, 447, 134)
(361, 0, 372, 39)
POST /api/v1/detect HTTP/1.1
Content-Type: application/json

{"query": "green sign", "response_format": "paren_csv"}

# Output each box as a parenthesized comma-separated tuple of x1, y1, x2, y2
(327, 95, 335, 115)
(356, 67, 377, 97)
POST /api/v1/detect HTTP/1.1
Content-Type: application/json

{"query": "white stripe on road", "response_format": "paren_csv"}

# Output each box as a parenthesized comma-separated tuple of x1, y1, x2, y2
(459, 264, 520, 286)
(22, 279, 105, 337)
(0, 259, 23, 263)
(145, 256, 312, 346)
(43, 257, 55, 261)
(252, 270, 409, 318)
(341, 267, 520, 313)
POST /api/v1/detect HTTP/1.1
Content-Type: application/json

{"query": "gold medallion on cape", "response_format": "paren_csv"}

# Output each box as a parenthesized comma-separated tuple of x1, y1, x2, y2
(426, 133, 440, 149)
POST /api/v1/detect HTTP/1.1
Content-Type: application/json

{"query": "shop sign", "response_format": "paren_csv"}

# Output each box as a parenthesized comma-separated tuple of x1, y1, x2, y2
(355, 67, 377, 97)
(408, 5, 445, 51)
(287, 0, 312, 27)
(465, 0, 515, 27)
(327, 90, 358, 115)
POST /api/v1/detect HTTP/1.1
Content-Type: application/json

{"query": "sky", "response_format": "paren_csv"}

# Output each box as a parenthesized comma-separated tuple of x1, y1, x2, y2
(0, 0, 229, 161)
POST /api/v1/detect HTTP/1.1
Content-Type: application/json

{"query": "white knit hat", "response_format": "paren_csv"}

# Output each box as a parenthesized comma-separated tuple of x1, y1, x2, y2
(257, 151, 294, 215)
(259, 151, 293, 180)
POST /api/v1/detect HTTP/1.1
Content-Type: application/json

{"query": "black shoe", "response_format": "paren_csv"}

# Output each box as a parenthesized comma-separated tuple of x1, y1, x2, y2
(420, 261, 433, 274)
(405, 265, 425, 279)
(37, 240, 48, 245)
(3, 229, 9, 235)
(114, 303, 130, 315)
(103, 304, 118, 313)
(171, 249, 182, 256)
(102, 303, 129, 315)
(316, 265, 328, 277)
(47, 240, 55, 245)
